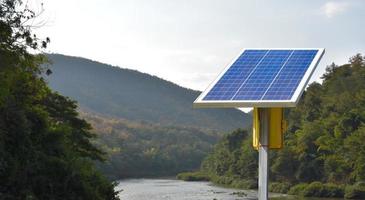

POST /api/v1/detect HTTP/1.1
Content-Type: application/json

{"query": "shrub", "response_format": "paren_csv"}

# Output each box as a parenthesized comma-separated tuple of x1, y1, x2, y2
(345, 185, 365, 199)
(206, 176, 257, 189)
(176, 171, 210, 181)
(355, 181, 365, 187)
(212, 176, 234, 185)
(269, 182, 291, 194)
(288, 183, 309, 195)
(302, 182, 325, 197)
(322, 183, 345, 198)
(231, 179, 257, 189)
(288, 182, 344, 197)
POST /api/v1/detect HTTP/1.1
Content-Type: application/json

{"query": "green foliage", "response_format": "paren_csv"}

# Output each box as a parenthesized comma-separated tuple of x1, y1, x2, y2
(287, 183, 309, 195)
(289, 182, 345, 198)
(227, 179, 257, 189)
(176, 171, 210, 181)
(274, 53, 365, 186)
(0, 1, 119, 199)
(299, 182, 344, 197)
(83, 113, 220, 178)
(344, 185, 365, 199)
(46, 54, 251, 133)
(269, 182, 291, 194)
(208, 175, 256, 189)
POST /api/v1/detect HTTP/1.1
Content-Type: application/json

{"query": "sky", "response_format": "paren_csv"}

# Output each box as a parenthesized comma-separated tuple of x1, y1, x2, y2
(33, 0, 365, 91)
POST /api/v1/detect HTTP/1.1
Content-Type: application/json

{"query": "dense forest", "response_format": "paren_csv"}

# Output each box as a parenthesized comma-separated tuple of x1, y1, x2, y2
(81, 111, 220, 179)
(179, 54, 365, 199)
(46, 54, 251, 132)
(0, 1, 119, 199)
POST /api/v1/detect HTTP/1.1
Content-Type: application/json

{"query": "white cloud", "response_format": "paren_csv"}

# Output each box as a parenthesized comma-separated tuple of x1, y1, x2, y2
(321, 1, 349, 18)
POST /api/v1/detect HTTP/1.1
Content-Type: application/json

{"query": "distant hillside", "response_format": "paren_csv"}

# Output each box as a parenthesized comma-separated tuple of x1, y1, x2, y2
(46, 54, 251, 132)
(81, 111, 220, 179)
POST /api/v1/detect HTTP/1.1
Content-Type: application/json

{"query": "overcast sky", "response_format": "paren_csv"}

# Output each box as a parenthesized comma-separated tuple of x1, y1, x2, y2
(35, 0, 365, 91)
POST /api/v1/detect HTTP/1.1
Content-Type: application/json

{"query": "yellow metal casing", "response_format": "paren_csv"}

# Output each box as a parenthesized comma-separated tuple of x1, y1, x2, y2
(269, 108, 284, 149)
(252, 107, 286, 150)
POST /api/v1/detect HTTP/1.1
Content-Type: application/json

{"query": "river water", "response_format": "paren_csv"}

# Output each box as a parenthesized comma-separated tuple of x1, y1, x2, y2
(116, 179, 340, 200)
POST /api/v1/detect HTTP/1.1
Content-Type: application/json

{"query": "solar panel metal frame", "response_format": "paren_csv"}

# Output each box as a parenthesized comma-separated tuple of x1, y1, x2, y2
(194, 48, 325, 108)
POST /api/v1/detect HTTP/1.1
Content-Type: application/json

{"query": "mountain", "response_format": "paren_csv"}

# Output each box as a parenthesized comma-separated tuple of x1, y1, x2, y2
(46, 54, 251, 132)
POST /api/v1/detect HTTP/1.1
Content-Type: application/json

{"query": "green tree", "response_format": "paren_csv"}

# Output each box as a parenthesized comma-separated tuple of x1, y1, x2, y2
(0, 1, 119, 199)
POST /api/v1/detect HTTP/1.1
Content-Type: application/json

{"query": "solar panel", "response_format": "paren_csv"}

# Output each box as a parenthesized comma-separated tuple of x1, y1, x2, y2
(194, 48, 325, 108)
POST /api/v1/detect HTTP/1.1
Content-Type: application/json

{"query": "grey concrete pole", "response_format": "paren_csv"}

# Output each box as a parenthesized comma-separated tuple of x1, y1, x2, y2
(258, 108, 269, 200)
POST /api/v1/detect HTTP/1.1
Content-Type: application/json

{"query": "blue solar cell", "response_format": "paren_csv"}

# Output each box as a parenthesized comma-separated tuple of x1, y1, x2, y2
(204, 50, 268, 100)
(262, 50, 317, 100)
(232, 50, 293, 100)
(201, 49, 322, 103)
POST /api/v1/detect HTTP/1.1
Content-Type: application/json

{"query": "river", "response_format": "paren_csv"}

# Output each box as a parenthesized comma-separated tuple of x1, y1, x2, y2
(116, 179, 341, 200)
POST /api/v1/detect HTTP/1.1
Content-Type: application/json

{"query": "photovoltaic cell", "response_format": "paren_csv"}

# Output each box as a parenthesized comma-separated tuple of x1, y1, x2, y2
(201, 49, 322, 103)
(204, 50, 268, 100)
(232, 50, 293, 100)
(262, 50, 318, 100)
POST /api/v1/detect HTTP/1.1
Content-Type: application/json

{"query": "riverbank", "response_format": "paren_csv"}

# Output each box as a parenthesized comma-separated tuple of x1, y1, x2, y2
(176, 171, 365, 199)
(177, 171, 257, 189)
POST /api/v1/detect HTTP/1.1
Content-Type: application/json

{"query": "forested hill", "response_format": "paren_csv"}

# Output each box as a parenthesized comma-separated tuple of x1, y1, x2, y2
(46, 54, 250, 132)
(81, 112, 220, 179)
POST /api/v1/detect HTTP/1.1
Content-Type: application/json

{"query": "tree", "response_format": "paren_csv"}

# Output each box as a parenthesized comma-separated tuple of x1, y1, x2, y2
(0, 1, 119, 199)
